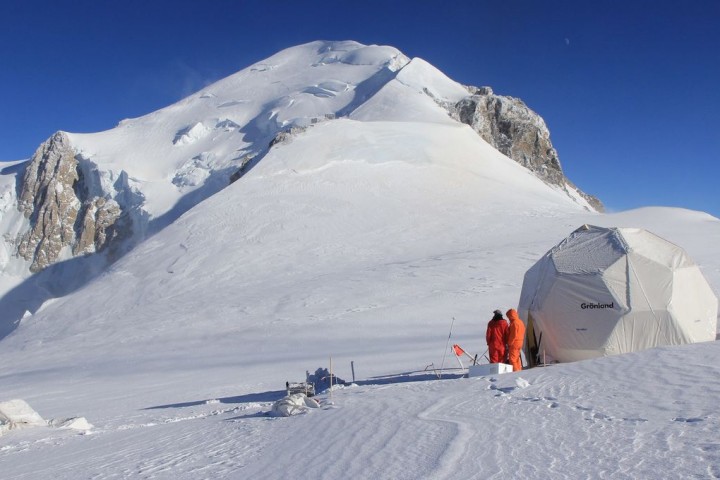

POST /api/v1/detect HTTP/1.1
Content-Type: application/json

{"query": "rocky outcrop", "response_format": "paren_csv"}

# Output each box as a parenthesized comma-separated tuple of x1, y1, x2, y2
(453, 87, 603, 211)
(73, 197, 122, 256)
(16, 132, 123, 272)
(17, 132, 82, 272)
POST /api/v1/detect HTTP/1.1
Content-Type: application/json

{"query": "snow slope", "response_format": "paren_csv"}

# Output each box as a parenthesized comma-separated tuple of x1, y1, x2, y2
(1, 41, 719, 479)
(65, 41, 414, 218)
(0, 40, 595, 296)
(1, 115, 719, 477)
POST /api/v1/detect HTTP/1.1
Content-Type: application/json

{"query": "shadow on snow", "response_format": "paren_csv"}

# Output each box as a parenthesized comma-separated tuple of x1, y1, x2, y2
(142, 368, 466, 414)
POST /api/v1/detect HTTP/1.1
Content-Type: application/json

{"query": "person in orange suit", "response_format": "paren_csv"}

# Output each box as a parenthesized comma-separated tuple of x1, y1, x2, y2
(505, 309, 526, 371)
(486, 309, 508, 363)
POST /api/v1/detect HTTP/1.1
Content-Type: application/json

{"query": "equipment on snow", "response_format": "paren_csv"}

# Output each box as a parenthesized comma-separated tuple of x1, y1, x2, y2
(286, 370, 317, 397)
(452, 344, 481, 368)
(467, 363, 513, 377)
(286, 381, 315, 397)
(307, 367, 347, 393)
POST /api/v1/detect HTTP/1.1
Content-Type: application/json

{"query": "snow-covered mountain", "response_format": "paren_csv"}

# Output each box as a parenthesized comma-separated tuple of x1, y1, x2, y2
(0, 40, 596, 286)
(1, 41, 719, 479)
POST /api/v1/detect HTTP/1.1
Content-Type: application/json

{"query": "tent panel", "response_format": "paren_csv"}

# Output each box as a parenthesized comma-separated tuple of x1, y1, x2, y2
(607, 310, 687, 354)
(621, 228, 694, 269)
(669, 266, 719, 342)
(603, 256, 630, 311)
(551, 228, 624, 275)
(518, 256, 553, 320)
(625, 252, 674, 312)
(552, 347, 606, 363)
(531, 274, 623, 363)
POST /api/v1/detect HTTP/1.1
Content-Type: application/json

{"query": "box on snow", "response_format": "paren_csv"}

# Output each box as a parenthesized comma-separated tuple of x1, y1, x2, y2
(467, 363, 513, 377)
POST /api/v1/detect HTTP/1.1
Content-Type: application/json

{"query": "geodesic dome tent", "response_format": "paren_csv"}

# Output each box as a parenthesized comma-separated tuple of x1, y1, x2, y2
(518, 225, 718, 366)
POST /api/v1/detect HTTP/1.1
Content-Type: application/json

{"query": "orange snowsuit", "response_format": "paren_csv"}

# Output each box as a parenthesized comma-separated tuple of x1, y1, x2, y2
(486, 317, 508, 363)
(505, 309, 526, 372)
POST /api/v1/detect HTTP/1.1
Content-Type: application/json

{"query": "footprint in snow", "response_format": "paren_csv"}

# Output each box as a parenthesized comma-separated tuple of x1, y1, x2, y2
(489, 384, 516, 395)
(697, 443, 720, 453)
(621, 417, 648, 424)
(673, 417, 704, 423)
(574, 405, 612, 422)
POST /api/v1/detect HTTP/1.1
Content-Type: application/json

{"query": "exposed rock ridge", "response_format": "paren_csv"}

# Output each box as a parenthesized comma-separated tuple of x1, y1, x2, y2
(453, 86, 603, 212)
(16, 132, 122, 272)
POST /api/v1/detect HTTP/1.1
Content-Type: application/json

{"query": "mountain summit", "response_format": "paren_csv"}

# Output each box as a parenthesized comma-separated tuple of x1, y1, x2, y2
(0, 40, 598, 292)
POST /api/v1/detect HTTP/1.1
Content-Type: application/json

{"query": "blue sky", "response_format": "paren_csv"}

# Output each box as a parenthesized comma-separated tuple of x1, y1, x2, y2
(1, 0, 718, 216)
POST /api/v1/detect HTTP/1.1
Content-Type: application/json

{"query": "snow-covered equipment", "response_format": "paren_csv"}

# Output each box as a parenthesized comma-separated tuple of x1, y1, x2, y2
(307, 367, 346, 394)
(467, 363, 513, 377)
(48, 417, 94, 432)
(286, 368, 320, 397)
(286, 381, 315, 397)
(0, 399, 47, 435)
(271, 394, 320, 417)
(519, 225, 718, 366)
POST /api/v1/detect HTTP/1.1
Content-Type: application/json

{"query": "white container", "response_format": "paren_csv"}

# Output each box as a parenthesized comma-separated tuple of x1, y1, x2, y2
(467, 363, 513, 377)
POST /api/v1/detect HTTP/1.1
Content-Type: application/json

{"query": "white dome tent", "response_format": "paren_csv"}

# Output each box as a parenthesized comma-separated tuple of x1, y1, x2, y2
(518, 225, 718, 367)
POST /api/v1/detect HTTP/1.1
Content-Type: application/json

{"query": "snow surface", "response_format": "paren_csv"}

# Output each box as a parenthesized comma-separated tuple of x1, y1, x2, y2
(1, 40, 720, 479)
(63, 41, 412, 219)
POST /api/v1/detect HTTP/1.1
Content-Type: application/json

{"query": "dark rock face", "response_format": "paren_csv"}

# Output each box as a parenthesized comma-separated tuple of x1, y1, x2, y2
(16, 132, 122, 272)
(73, 197, 122, 257)
(453, 87, 603, 212)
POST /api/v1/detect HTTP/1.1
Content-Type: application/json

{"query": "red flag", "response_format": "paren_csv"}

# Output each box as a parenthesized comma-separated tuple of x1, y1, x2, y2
(452, 344, 465, 356)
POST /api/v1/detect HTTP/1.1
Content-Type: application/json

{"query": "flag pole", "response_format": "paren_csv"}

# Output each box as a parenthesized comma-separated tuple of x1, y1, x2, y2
(330, 356, 333, 402)
(439, 317, 455, 379)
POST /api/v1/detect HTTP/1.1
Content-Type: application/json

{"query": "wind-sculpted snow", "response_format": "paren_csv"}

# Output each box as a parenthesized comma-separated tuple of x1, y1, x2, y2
(2, 342, 720, 479)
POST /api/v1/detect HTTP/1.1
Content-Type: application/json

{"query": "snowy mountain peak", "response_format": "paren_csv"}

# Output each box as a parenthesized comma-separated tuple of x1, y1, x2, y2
(2, 40, 599, 294)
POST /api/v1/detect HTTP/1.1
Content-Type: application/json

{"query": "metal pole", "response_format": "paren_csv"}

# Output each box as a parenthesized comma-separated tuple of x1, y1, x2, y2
(330, 356, 333, 402)
(439, 317, 455, 379)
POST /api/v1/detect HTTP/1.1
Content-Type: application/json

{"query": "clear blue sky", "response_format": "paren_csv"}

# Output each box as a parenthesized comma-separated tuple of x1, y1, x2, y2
(1, 1, 718, 216)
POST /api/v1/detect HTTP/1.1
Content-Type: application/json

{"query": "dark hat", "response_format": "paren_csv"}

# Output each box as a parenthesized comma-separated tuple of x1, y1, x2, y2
(493, 309, 502, 316)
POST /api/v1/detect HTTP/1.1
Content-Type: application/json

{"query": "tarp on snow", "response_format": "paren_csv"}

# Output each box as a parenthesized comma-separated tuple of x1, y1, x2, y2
(0, 399, 47, 434)
(271, 394, 320, 417)
(518, 225, 718, 366)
